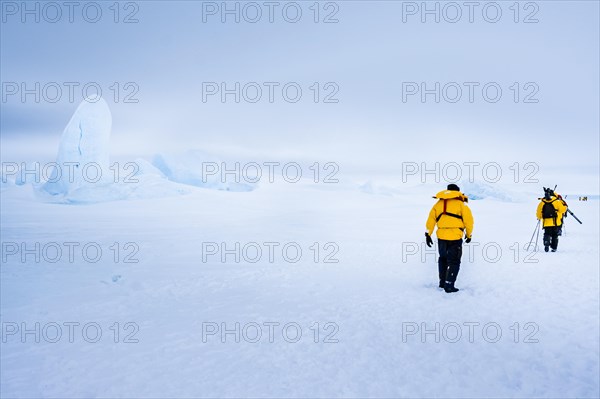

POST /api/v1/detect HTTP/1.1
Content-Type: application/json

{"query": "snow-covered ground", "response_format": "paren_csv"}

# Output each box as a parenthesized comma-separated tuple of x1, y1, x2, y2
(1, 172, 598, 397)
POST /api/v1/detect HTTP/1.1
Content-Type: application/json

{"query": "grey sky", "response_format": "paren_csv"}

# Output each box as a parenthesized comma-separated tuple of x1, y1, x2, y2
(1, 1, 598, 173)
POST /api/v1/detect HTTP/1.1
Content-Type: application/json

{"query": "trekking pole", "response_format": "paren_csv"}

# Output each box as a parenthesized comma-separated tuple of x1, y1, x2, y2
(526, 220, 541, 251)
(534, 221, 541, 252)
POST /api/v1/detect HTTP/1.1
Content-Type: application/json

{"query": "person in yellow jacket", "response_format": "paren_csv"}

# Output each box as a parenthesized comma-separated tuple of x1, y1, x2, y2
(425, 184, 474, 293)
(536, 187, 567, 252)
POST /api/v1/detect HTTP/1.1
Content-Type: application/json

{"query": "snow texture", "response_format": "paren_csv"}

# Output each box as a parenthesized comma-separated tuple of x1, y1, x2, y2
(1, 178, 599, 398)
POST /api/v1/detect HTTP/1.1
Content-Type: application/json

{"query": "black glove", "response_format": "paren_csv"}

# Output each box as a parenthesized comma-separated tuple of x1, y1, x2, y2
(465, 237, 472, 243)
(425, 232, 433, 247)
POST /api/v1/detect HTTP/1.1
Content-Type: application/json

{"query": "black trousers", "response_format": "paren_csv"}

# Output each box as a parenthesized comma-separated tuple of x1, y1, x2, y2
(438, 239, 463, 283)
(543, 226, 559, 250)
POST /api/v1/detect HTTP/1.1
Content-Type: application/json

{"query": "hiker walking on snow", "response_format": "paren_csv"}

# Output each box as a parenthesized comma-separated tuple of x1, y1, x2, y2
(537, 187, 567, 252)
(425, 184, 474, 293)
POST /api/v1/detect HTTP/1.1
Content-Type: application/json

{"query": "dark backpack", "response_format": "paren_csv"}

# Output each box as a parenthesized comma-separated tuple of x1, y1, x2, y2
(542, 200, 557, 219)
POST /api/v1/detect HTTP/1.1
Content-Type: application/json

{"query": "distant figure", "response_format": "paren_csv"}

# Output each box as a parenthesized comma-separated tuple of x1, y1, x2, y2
(425, 184, 474, 293)
(536, 187, 567, 252)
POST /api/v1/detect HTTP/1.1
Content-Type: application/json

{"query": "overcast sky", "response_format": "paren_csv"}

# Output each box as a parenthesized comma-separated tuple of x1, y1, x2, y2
(1, 1, 599, 177)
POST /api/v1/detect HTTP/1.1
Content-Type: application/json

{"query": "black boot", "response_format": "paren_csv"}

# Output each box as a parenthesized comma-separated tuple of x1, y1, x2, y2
(444, 281, 459, 293)
(544, 245, 549, 252)
(439, 280, 444, 288)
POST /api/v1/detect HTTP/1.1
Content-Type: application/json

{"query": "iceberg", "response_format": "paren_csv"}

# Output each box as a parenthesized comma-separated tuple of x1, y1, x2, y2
(460, 180, 522, 202)
(26, 97, 253, 203)
(42, 96, 112, 196)
(152, 151, 256, 192)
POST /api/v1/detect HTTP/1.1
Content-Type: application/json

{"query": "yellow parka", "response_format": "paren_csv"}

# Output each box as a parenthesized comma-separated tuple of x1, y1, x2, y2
(536, 196, 567, 227)
(426, 190, 474, 240)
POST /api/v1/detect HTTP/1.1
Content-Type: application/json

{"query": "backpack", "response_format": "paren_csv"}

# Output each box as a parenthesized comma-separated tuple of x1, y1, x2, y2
(542, 200, 557, 219)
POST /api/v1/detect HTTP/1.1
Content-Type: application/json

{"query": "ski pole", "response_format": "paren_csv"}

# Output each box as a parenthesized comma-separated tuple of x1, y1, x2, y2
(527, 220, 540, 251)
(534, 221, 541, 252)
